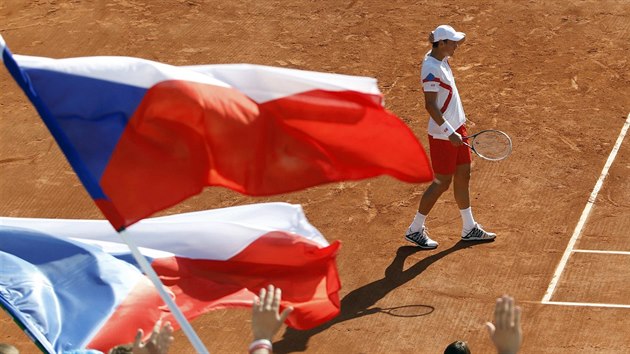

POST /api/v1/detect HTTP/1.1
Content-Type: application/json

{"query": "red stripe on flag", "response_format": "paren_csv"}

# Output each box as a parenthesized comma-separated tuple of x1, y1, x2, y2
(87, 277, 165, 352)
(100, 80, 432, 229)
(88, 231, 341, 352)
(151, 232, 341, 330)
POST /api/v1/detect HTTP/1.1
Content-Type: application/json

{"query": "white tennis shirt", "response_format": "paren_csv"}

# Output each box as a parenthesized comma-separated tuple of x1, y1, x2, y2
(421, 53, 466, 140)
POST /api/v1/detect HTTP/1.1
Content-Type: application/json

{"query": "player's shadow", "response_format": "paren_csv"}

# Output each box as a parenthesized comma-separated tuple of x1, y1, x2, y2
(274, 240, 487, 353)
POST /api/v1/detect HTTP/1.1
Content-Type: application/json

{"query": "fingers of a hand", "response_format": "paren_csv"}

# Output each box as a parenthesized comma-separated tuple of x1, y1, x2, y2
(258, 288, 267, 311)
(253, 295, 262, 312)
(158, 323, 175, 348)
(496, 296, 509, 329)
(279, 306, 294, 323)
(272, 287, 282, 312)
(493, 297, 503, 329)
(264, 284, 275, 311)
(485, 322, 496, 337)
(164, 335, 175, 349)
(152, 319, 163, 336)
(159, 322, 174, 338)
(514, 306, 522, 329)
(505, 296, 515, 328)
(163, 321, 174, 334)
(134, 328, 144, 348)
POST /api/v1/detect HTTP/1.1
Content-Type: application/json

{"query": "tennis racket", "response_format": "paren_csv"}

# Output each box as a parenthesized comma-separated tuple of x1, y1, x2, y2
(462, 129, 512, 161)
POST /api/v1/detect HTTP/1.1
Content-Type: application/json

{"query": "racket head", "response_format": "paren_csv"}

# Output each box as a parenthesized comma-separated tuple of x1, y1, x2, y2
(467, 130, 512, 161)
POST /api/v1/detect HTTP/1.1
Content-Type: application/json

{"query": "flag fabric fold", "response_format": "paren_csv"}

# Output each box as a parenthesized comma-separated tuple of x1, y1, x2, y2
(0, 203, 341, 353)
(1, 36, 433, 230)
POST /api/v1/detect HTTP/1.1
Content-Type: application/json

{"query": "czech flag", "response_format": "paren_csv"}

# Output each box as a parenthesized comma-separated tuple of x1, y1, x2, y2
(0, 35, 433, 230)
(0, 203, 340, 353)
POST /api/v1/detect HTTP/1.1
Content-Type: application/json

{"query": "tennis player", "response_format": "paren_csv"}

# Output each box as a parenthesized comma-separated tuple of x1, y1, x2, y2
(405, 24, 496, 249)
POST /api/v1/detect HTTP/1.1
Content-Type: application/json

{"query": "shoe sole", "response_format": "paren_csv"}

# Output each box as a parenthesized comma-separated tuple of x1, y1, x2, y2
(404, 235, 438, 249)
(461, 235, 496, 242)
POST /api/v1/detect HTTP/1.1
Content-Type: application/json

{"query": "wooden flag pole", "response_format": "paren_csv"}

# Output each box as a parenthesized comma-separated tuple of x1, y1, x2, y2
(119, 229, 210, 354)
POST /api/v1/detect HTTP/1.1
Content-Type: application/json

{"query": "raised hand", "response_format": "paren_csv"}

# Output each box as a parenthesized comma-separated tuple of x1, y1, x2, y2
(485, 295, 522, 354)
(132, 320, 174, 354)
(252, 284, 294, 341)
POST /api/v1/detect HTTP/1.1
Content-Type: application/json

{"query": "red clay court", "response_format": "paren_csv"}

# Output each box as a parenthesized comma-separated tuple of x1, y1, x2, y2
(1, 0, 630, 353)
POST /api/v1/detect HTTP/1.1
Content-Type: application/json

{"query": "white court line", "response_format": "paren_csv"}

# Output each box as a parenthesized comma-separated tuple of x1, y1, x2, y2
(573, 249, 630, 256)
(541, 301, 630, 309)
(542, 113, 630, 303)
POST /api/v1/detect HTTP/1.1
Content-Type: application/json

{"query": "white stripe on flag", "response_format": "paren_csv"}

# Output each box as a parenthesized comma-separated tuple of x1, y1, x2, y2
(13, 54, 381, 104)
(14, 54, 230, 90)
(0, 202, 327, 260)
(0, 35, 6, 58)
(184, 63, 381, 103)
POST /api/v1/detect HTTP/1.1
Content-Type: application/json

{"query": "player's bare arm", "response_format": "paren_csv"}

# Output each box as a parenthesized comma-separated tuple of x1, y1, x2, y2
(424, 91, 463, 147)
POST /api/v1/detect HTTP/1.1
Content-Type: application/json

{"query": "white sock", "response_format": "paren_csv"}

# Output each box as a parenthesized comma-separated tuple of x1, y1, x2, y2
(460, 207, 476, 231)
(409, 212, 427, 232)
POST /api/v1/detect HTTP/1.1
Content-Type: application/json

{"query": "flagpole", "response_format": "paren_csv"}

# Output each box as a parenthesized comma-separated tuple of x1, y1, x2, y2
(118, 229, 210, 354)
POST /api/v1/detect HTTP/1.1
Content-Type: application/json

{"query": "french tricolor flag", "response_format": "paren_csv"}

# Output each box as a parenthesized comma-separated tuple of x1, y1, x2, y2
(0, 35, 432, 231)
(0, 203, 340, 353)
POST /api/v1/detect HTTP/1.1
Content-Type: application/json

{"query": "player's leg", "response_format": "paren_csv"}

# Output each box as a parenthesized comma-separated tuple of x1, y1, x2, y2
(452, 125, 473, 214)
(405, 136, 456, 249)
(405, 174, 451, 249)
(452, 135, 496, 241)
(453, 163, 474, 229)
(453, 163, 471, 210)
(418, 173, 453, 215)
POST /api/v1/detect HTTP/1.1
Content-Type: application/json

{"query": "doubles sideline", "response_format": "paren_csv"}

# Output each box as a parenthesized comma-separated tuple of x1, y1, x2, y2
(541, 112, 630, 306)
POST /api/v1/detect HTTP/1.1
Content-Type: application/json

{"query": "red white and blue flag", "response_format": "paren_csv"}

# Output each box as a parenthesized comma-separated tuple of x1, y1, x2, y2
(0, 35, 433, 230)
(0, 203, 340, 353)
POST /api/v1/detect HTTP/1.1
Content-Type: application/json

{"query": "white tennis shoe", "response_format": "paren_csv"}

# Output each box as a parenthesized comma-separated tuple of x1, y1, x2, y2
(405, 227, 439, 249)
(461, 223, 496, 241)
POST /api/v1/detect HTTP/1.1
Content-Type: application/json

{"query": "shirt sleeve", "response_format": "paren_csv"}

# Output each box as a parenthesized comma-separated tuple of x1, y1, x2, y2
(421, 72, 440, 92)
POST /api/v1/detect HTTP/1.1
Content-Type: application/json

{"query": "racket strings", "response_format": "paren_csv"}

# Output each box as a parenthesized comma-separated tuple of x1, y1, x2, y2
(471, 132, 512, 160)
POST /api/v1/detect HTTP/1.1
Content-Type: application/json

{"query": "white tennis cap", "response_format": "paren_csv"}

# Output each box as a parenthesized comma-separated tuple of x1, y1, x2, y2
(432, 25, 466, 42)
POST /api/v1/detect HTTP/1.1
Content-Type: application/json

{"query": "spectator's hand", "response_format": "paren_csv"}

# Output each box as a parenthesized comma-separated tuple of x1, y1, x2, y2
(252, 285, 293, 340)
(133, 320, 174, 354)
(485, 295, 522, 354)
